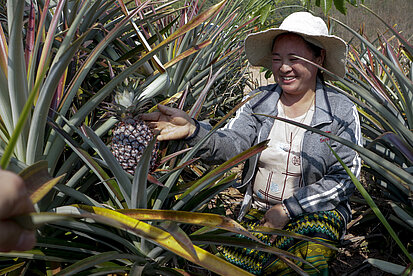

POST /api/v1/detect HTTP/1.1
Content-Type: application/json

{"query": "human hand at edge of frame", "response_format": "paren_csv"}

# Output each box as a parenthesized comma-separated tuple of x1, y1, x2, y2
(0, 170, 36, 252)
(260, 204, 290, 243)
(139, 104, 197, 141)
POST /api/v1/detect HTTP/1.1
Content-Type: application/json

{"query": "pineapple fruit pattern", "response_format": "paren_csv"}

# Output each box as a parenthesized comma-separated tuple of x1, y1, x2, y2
(110, 81, 158, 175)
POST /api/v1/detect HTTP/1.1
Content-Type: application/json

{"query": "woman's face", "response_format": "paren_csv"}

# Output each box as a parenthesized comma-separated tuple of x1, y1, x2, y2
(271, 33, 324, 96)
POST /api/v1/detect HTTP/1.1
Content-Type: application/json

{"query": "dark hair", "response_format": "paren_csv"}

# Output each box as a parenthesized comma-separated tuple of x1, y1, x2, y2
(272, 33, 325, 83)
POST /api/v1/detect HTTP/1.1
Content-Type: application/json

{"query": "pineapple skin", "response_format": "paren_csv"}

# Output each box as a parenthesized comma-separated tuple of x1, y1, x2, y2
(111, 118, 158, 175)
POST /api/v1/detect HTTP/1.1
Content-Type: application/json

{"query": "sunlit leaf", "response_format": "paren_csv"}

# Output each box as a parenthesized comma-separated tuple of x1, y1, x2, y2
(50, 205, 255, 275)
(118, 209, 261, 243)
(0, 262, 25, 275)
(159, 221, 199, 261)
(163, 40, 212, 70)
(18, 161, 65, 203)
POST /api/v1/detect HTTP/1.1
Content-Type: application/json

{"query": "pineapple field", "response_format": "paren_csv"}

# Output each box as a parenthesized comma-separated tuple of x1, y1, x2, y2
(0, 0, 412, 275)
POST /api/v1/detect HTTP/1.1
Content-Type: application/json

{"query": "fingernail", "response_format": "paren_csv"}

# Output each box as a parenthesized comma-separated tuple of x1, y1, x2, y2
(15, 230, 36, 251)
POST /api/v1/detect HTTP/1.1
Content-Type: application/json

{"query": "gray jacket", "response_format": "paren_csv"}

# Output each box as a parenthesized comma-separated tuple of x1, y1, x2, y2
(187, 80, 362, 225)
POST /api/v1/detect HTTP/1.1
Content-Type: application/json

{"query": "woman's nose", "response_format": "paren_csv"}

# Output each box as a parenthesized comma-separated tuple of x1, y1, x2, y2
(280, 62, 292, 72)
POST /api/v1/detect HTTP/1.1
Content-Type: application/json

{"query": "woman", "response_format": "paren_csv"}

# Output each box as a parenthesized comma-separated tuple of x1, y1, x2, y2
(142, 11, 361, 275)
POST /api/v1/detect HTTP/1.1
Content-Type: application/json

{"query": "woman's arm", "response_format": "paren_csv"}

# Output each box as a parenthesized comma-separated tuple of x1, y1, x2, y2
(142, 92, 266, 164)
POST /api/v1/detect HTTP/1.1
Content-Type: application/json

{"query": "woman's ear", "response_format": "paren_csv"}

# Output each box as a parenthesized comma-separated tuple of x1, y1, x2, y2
(316, 49, 326, 66)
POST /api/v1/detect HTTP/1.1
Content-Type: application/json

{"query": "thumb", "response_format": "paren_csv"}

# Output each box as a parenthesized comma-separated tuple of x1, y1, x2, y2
(157, 104, 176, 116)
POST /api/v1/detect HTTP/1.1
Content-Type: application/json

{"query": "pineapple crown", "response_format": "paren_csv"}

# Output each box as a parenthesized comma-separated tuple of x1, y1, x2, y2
(114, 90, 134, 109)
(111, 79, 153, 119)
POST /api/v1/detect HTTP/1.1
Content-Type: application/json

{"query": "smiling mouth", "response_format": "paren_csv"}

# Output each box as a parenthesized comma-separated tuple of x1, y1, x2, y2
(282, 76, 295, 81)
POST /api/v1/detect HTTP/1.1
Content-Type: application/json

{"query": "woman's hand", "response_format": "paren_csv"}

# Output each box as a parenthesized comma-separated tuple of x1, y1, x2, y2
(261, 204, 290, 243)
(261, 204, 290, 229)
(140, 104, 196, 141)
(0, 170, 36, 252)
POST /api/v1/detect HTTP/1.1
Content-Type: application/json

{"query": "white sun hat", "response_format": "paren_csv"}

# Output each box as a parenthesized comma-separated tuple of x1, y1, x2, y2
(244, 12, 347, 80)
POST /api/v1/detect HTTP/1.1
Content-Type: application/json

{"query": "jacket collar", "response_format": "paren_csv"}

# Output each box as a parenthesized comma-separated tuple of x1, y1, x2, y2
(312, 78, 333, 127)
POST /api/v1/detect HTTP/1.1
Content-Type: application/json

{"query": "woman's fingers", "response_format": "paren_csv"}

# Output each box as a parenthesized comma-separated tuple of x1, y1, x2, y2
(157, 104, 177, 115)
(139, 111, 161, 122)
(141, 105, 195, 140)
(140, 105, 187, 122)
(261, 220, 277, 244)
(0, 172, 33, 219)
(0, 170, 36, 252)
(155, 122, 192, 141)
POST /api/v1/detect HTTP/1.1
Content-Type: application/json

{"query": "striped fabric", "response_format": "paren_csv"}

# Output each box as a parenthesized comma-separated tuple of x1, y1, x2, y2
(219, 209, 343, 275)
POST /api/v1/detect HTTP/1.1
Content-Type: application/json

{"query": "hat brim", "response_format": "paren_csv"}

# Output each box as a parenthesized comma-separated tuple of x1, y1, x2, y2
(244, 29, 347, 81)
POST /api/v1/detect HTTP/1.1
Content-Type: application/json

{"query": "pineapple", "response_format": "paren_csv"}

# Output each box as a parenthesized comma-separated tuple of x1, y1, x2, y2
(110, 84, 158, 175)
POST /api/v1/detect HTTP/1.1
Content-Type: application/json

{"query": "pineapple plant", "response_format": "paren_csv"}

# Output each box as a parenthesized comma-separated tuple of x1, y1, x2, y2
(109, 81, 159, 175)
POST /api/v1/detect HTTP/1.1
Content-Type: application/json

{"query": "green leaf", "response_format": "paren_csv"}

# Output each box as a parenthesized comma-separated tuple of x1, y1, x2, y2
(49, 121, 124, 207)
(316, 0, 333, 14)
(54, 183, 102, 207)
(26, 29, 91, 164)
(6, 0, 29, 160)
(333, 0, 346, 14)
(131, 136, 157, 209)
(58, 4, 144, 119)
(189, 67, 225, 119)
(259, 4, 271, 25)
(47, 215, 142, 255)
(389, 202, 413, 229)
(0, 24, 13, 139)
(84, 126, 131, 207)
(0, 250, 73, 263)
(47, 0, 225, 171)
(139, 72, 170, 100)
(1, 55, 47, 169)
